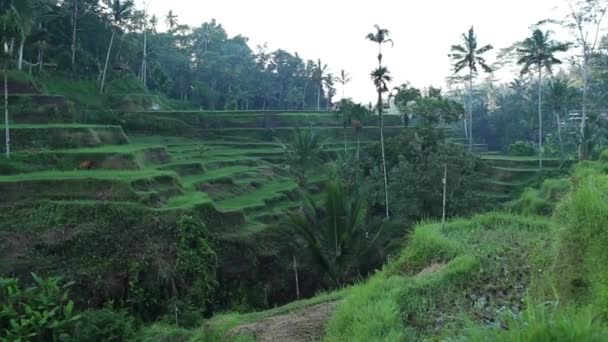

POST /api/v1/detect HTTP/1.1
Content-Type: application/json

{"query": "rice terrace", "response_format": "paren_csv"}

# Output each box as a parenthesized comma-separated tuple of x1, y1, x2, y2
(2, 0, 608, 341)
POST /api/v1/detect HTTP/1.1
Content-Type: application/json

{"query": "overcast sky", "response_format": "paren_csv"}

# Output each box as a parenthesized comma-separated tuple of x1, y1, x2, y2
(141, 0, 570, 103)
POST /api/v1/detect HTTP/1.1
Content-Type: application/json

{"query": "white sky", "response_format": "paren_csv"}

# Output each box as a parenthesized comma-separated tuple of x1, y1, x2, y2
(141, 0, 571, 103)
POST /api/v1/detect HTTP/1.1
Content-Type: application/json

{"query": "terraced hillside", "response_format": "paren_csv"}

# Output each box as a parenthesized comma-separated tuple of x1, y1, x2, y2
(2, 81, 406, 309)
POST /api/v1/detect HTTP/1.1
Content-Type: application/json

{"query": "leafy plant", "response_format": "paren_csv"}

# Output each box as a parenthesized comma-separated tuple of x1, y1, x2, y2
(508, 141, 536, 156)
(287, 176, 383, 286)
(0, 274, 81, 341)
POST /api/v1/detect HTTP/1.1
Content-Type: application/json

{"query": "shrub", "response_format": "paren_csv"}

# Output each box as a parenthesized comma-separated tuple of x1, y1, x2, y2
(508, 178, 570, 216)
(0, 274, 80, 341)
(554, 174, 608, 316)
(508, 140, 536, 156)
(74, 309, 135, 341)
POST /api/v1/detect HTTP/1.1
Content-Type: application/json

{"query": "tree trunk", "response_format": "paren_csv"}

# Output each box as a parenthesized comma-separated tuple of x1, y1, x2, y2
(292, 256, 300, 300)
(538, 66, 543, 170)
(100, 29, 116, 93)
(17, 37, 25, 71)
(317, 85, 320, 112)
(4, 64, 9, 159)
(555, 111, 564, 161)
(441, 163, 447, 232)
(71, 0, 78, 72)
(378, 91, 389, 220)
(468, 69, 473, 153)
(141, 25, 147, 87)
(37, 44, 44, 74)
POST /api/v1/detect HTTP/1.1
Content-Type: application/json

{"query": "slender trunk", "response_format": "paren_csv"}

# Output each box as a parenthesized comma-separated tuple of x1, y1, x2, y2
(71, 0, 78, 72)
(4, 64, 9, 159)
(17, 37, 24, 71)
(378, 91, 389, 220)
(468, 69, 473, 153)
(141, 26, 147, 87)
(100, 29, 116, 93)
(317, 85, 320, 111)
(38, 44, 44, 74)
(579, 56, 589, 160)
(441, 163, 447, 232)
(356, 133, 360, 161)
(556, 111, 564, 161)
(292, 256, 300, 300)
(303, 79, 308, 109)
(538, 66, 543, 170)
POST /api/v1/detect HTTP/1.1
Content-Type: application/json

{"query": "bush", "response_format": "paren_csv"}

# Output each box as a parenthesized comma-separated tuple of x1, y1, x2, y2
(0, 274, 80, 341)
(508, 140, 536, 156)
(74, 309, 135, 341)
(508, 178, 570, 216)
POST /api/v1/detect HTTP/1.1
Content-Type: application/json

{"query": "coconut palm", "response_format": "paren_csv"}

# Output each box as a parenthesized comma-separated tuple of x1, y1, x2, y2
(449, 26, 493, 152)
(287, 177, 380, 286)
(517, 29, 569, 169)
(371, 66, 392, 220)
(100, 0, 134, 93)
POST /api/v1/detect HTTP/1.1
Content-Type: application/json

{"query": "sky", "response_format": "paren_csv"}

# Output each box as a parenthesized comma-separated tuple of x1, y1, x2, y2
(140, 0, 569, 103)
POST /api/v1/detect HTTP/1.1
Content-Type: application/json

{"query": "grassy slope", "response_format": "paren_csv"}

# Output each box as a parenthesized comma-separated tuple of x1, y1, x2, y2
(325, 212, 557, 341)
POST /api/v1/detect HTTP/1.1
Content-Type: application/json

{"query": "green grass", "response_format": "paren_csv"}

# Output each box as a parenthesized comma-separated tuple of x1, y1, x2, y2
(216, 179, 297, 211)
(165, 191, 212, 209)
(0, 169, 176, 182)
(481, 155, 559, 161)
(182, 166, 263, 187)
(325, 212, 557, 341)
(1, 123, 119, 129)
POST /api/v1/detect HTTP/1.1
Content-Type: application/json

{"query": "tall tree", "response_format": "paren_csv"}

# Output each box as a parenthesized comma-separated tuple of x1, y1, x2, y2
(517, 29, 569, 169)
(1, 8, 18, 159)
(165, 10, 178, 30)
(336, 71, 352, 154)
(449, 26, 493, 152)
(337, 69, 351, 100)
(549, 78, 577, 159)
(100, 0, 133, 93)
(313, 59, 327, 111)
(366, 25, 393, 220)
(370, 66, 392, 220)
(562, 0, 608, 159)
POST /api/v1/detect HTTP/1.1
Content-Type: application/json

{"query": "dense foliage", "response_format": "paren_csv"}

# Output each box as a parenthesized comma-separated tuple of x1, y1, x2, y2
(360, 127, 487, 221)
(0, 0, 336, 110)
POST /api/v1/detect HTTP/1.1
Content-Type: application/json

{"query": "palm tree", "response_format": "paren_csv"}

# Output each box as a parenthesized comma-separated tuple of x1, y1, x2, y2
(517, 29, 569, 169)
(313, 59, 327, 111)
(337, 69, 351, 100)
(100, 0, 133, 93)
(11, 0, 33, 71)
(366, 24, 393, 67)
(548, 78, 575, 160)
(279, 128, 326, 189)
(371, 66, 392, 220)
(323, 73, 336, 111)
(449, 26, 493, 153)
(165, 10, 178, 30)
(366, 25, 393, 220)
(1, 8, 18, 159)
(335, 71, 352, 154)
(287, 177, 380, 286)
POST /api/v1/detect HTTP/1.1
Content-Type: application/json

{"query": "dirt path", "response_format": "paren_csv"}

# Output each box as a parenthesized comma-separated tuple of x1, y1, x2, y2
(229, 301, 338, 342)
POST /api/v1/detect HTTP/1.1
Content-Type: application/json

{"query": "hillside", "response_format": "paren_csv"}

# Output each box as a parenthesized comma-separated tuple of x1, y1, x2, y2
(186, 157, 608, 341)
